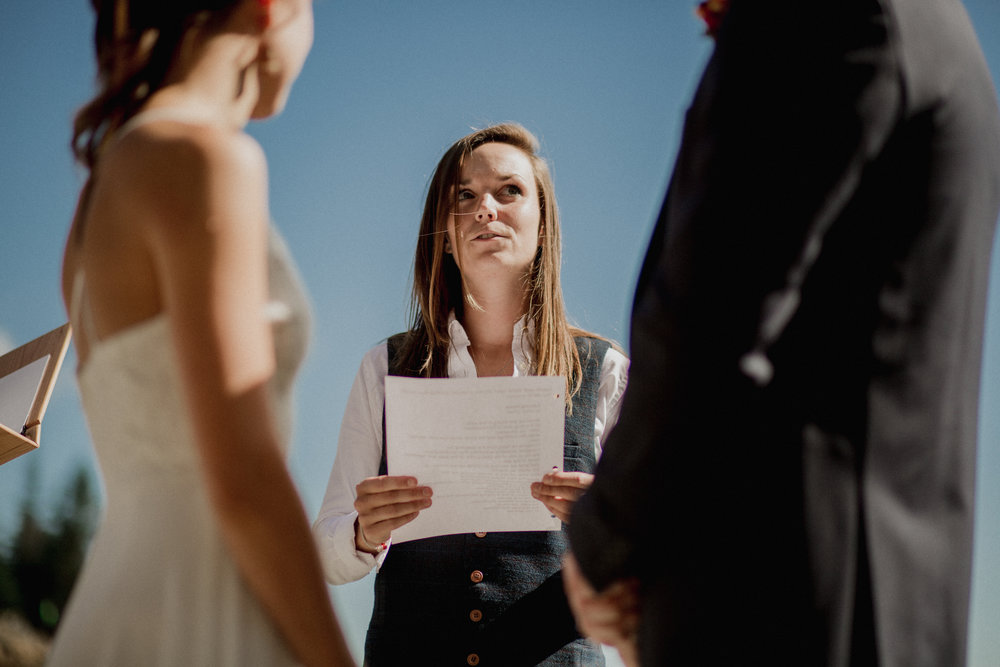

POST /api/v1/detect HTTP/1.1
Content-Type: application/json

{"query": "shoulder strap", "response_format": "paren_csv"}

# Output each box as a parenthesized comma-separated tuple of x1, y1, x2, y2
(68, 271, 100, 348)
(386, 333, 409, 377)
(380, 332, 417, 476)
(574, 335, 611, 367)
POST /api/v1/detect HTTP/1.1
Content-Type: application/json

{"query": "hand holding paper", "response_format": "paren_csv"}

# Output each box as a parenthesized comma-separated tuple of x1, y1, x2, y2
(353, 475, 432, 551)
(385, 375, 566, 543)
(530, 470, 594, 523)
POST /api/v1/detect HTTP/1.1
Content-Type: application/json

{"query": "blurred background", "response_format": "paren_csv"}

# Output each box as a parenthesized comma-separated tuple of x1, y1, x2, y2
(2, 2, 999, 665)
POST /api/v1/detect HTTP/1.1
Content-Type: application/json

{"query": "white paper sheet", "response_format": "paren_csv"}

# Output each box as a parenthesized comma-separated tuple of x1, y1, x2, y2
(0, 355, 49, 433)
(385, 375, 565, 543)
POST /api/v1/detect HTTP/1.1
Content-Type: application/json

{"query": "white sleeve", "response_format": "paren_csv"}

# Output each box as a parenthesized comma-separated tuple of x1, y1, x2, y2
(312, 342, 392, 584)
(593, 346, 630, 459)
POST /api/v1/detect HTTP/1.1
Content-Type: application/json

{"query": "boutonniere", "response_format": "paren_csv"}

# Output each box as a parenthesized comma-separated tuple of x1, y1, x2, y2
(696, 0, 730, 38)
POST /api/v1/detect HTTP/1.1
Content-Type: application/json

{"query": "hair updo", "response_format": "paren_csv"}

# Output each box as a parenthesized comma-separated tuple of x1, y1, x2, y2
(72, 0, 242, 171)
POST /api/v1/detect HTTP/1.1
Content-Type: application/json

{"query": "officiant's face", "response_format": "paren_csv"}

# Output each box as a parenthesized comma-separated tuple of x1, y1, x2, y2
(445, 142, 542, 281)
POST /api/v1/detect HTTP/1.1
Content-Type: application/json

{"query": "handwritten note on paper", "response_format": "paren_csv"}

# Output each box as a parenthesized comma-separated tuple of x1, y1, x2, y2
(0, 355, 49, 433)
(385, 375, 565, 543)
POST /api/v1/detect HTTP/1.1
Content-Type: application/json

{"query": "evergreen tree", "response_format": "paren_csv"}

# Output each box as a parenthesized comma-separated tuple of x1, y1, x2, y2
(0, 464, 97, 634)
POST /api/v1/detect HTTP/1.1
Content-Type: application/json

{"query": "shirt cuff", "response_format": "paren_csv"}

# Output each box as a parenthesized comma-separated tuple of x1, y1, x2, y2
(314, 510, 388, 584)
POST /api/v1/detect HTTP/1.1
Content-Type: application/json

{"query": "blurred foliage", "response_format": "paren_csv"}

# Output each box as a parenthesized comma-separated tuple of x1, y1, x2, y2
(0, 464, 97, 639)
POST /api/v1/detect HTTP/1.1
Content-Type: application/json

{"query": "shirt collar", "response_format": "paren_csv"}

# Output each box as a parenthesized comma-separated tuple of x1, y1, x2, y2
(446, 310, 535, 377)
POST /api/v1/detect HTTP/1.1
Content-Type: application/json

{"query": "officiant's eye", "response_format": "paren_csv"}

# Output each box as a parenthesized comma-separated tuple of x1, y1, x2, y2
(454, 189, 476, 209)
(498, 184, 523, 198)
(452, 189, 481, 215)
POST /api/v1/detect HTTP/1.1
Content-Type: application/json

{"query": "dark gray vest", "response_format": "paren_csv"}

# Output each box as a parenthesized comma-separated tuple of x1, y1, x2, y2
(363, 335, 609, 666)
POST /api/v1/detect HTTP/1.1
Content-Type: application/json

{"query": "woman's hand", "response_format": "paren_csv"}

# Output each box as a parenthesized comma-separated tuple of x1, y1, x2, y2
(563, 552, 640, 667)
(353, 475, 432, 553)
(530, 470, 593, 523)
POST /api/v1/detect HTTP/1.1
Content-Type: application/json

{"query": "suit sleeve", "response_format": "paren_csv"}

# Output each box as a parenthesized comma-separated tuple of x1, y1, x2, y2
(569, 0, 904, 590)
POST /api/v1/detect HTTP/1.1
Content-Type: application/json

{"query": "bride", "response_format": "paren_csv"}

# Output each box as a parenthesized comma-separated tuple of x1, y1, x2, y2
(49, 1, 352, 665)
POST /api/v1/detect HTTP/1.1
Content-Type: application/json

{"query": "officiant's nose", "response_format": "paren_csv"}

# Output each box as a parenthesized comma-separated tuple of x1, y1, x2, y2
(475, 196, 499, 223)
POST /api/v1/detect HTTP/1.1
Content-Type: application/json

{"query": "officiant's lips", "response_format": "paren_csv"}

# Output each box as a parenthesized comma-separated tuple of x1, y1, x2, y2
(471, 226, 509, 241)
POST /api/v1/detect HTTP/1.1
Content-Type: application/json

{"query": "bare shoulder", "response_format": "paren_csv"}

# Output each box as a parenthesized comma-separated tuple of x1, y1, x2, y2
(113, 120, 266, 179)
(103, 121, 269, 239)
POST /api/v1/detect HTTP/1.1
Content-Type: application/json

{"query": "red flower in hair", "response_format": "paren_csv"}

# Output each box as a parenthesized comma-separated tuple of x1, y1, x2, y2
(696, 0, 730, 38)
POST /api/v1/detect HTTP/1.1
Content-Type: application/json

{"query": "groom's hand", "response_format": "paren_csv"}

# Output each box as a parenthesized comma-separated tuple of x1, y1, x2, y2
(563, 552, 640, 667)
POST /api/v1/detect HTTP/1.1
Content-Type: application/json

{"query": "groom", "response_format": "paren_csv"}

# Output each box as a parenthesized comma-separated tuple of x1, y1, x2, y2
(569, 0, 1000, 665)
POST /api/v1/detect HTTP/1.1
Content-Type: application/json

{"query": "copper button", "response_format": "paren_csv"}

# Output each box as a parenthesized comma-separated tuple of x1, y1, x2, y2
(474, 531, 487, 538)
(467, 654, 480, 666)
(470, 569, 484, 583)
(469, 609, 483, 622)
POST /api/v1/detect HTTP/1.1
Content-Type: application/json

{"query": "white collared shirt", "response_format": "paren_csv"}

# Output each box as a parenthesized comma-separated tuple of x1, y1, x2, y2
(312, 313, 629, 585)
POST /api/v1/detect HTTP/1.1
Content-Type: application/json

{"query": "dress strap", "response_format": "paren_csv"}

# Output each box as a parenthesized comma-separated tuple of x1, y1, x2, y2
(68, 270, 100, 349)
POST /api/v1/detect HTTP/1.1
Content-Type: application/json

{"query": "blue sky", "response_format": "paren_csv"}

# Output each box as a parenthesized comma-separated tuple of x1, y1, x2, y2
(1, 2, 999, 664)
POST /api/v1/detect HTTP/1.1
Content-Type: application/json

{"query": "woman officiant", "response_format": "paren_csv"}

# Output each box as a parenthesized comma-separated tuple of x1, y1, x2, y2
(312, 123, 629, 666)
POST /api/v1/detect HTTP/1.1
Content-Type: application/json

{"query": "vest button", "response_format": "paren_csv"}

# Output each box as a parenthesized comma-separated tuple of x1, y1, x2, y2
(469, 608, 483, 622)
(467, 653, 480, 666)
(474, 531, 487, 538)
(470, 569, 484, 583)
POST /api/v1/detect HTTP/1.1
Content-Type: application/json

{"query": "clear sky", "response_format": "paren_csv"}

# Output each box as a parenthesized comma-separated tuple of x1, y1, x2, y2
(1, 2, 998, 664)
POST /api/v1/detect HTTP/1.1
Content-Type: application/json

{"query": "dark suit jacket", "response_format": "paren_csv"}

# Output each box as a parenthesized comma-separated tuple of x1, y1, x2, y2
(569, 0, 1000, 665)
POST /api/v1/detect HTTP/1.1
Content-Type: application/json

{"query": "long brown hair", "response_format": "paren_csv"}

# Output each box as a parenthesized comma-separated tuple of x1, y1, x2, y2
(72, 0, 242, 172)
(398, 123, 607, 408)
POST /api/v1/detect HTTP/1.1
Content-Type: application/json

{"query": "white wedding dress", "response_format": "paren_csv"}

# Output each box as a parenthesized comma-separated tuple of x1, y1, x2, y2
(48, 138, 311, 663)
